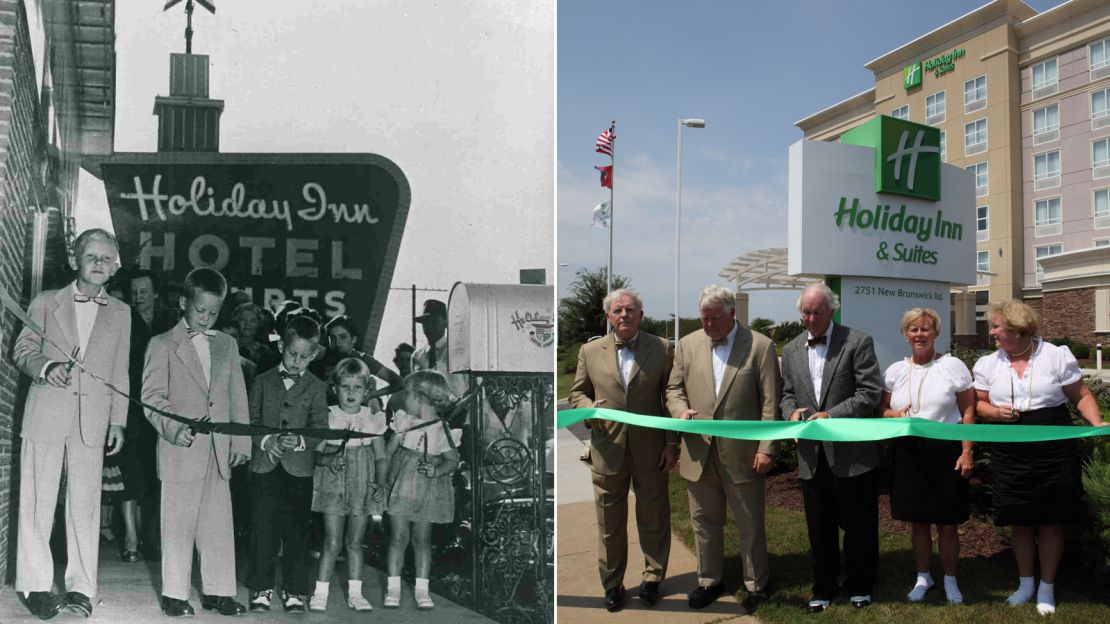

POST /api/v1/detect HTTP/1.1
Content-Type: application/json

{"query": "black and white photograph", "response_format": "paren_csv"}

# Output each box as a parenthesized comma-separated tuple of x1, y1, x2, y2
(0, 1, 552, 622)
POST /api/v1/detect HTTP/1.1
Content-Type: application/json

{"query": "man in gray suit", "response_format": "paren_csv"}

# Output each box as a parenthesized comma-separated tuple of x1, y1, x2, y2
(780, 283, 882, 613)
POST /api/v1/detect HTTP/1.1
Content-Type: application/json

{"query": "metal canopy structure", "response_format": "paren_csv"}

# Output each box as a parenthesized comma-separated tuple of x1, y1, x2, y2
(44, 0, 116, 156)
(718, 247, 819, 291)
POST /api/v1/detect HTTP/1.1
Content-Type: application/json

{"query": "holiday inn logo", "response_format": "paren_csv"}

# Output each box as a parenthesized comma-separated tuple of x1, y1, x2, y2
(903, 62, 922, 89)
(840, 115, 941, 202)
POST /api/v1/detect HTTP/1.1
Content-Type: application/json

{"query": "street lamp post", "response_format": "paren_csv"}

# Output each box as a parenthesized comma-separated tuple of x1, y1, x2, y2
(675, 118, 705, 343)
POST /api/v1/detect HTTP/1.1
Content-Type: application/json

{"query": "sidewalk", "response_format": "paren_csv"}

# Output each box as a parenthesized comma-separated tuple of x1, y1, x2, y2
(0, 543, 493, 623)
(556, 427, 756, 624)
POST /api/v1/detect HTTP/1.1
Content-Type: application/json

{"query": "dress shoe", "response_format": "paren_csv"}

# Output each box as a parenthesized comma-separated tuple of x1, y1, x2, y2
(688, 583, 725, 610)
(282, 592, 307, 613)
(23, 591, 64, 620)
(850, 594, 872, 608)
(638, 581, 661, 606)
(201, 595, 246, 615)
(65, 592, 92, 617)
(604, 586, 625, 612)
(806, 598, 831, 613)
(742, 587, 770, 612)
(120, 549, 141, 563)
(161, 596, 196, 617)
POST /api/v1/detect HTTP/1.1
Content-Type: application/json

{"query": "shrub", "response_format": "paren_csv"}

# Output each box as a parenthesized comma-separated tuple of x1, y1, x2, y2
(558, 342, 582, 375)
(1048, 336, 1091, 360)
(1082, 448, 1110, 569)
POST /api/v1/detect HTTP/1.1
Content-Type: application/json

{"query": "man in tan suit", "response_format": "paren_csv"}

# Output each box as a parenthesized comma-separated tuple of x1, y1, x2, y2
(667, 284, 780, 612)
(569, 288, 675, 612)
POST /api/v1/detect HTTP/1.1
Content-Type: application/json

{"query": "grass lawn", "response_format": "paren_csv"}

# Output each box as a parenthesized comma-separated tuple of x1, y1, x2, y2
(667, 477, 1110, 623)
(557, 372, 574, 400)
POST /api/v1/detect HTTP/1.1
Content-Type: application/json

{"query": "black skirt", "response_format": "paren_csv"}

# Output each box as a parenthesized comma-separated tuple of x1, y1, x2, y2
(890, 436, 969, 524)
(990, 403, 1086, 527)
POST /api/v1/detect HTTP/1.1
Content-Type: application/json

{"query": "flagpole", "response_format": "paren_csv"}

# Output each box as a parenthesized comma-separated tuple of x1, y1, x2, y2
(607, 119, 615, 299)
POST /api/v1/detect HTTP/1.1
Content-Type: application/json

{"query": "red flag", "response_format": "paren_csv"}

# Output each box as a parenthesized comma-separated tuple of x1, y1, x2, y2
(596, 125, 615, 157)
(595, 165, 613, 189)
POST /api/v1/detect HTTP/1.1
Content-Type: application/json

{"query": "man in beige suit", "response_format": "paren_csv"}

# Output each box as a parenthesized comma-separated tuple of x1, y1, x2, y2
(569, 288, 675, 612)
(667, 284, 780, 612)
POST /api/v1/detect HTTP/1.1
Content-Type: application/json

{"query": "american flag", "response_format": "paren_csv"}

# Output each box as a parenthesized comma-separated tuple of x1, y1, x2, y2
(595, 125, 615, 157)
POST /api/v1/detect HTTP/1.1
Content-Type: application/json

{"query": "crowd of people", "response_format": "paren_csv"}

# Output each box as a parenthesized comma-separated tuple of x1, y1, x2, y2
(571, 282, 1107, 616)
(11, 228, 466, 619)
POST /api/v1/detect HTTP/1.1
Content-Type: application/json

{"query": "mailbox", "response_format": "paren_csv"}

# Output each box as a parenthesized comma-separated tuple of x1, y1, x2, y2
(448, 282, 554, 374)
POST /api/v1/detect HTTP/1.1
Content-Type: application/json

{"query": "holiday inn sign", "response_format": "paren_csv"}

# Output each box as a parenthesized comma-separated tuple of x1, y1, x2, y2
(788, 115, 974, 284)
(903, 47, 966, 88)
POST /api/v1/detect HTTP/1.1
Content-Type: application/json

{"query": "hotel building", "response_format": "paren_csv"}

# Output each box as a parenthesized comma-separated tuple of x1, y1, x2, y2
(797, 0, 1110, 347)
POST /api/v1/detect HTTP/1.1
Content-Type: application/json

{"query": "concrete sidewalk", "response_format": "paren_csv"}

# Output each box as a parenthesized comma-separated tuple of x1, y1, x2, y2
(0, 542, 493, 623)
(556, 427, 756, 624)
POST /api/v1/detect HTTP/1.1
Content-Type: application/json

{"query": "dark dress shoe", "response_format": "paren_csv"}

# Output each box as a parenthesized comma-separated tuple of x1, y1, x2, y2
(807, 598, 831, 613)
(65, 592, 93, 617)
(161, 596, 196, 617)
(201, 595, 247, 615)
(604, 586, 625, 612)
(638, 581, 661, 606)
(120, 549, 141, 563)
(850, 595, 872, 608)
(742, 587, 770, 612)
(688, 583, 726, 609)
(23, 591, 64, 620)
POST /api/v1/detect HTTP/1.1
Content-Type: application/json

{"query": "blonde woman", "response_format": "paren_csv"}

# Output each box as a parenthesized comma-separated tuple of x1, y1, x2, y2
(878, 308, 974, 605)
(973, 299, 1107, 615)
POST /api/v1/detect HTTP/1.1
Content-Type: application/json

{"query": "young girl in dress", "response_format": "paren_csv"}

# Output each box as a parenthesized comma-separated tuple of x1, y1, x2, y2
(308, 358, 389, 612)
(384, 370, 462, 610)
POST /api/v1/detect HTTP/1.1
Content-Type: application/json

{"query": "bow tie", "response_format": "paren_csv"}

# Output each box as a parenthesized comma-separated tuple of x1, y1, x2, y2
(614, 338, 637, 351)
(711, 338, 728, 348)
(74, 294, 107, 306)
(280, 370, 301, 381)
(807, 335, 827, 348)
(186, 327, 216, 339)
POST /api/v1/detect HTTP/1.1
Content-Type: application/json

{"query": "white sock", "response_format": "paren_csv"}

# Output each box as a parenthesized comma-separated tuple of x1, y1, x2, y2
(348, 579, 363, 595)
(314, 581, 329, 597)
(415, 578, 429, 596)
(943, 575, 962, 604)
(1007, 576, 1035, 605)
(387, 576, 401, 591)
(1036, 581, 1055, 615)
(907, 572, 934, 602)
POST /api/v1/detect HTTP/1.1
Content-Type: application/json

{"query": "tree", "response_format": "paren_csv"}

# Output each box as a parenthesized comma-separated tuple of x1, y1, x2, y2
(749, 317, 774, 336)
(558, 267, 630, 345)
(772, 320, 805, 345)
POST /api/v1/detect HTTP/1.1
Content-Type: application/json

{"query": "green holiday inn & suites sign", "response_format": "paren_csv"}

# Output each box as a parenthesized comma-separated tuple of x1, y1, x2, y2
(903, 47, 965, 89)
(840, 115, 941, 202)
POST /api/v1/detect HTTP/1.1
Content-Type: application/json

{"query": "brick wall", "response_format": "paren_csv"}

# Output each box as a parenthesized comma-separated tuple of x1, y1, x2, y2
(0, 0, 52, 585)
(1040, 288, 1097, 349)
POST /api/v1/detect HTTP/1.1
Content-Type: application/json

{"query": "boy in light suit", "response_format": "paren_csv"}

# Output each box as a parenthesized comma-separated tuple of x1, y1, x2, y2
(13, 229, 130, 620)
(143, 267, 250, 617)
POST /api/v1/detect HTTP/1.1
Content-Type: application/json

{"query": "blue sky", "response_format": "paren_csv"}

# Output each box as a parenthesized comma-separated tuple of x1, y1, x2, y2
(558, 0, 1058, 325)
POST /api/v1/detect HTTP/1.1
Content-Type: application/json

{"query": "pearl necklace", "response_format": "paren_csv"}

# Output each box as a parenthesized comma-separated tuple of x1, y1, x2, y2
(904, 355, 938, 414)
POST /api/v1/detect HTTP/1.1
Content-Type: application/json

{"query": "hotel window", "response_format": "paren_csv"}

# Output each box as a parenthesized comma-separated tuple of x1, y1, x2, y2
(1034, 150, 1061, 190)
(964, 75, 986, 112)
(1033, 103, 1059, 144)
(1096, 239, 1110, 248)
(967, 161, 988, 197)
(939, 131, 946, 161)
(964, 118, 987, 156)
(1092, 36, 1110, 80)
(891, 105, 908, 120)
(1035, 244, 1063, 284)
(976, 250, 990, 286)
(1035, 197, 1062, 237)
(1032, 58, 1058, 99)
(1093, 88, 1110, 130)
(1095, 138, 1110, 177)
(1095, 188, 1110, 228)
(926, 91, 945, 124)
(977, 205, 989, 241)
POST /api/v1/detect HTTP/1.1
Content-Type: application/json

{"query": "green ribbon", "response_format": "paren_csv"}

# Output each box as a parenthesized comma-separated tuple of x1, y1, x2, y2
(557, 408, 1110, 443)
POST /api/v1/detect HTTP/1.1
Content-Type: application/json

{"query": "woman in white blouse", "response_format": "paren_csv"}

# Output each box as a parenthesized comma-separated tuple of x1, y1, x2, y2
(878, 308, 974, 605)
(973, 299, 1106, 615)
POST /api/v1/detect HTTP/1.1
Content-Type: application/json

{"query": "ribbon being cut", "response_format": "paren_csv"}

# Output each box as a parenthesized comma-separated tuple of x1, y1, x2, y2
(558, 407, 1110, 443)
(0, 287, 467, 442)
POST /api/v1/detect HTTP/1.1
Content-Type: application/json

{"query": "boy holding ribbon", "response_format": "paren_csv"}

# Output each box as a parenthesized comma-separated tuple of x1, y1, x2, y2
(13, 228, 131, 619)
